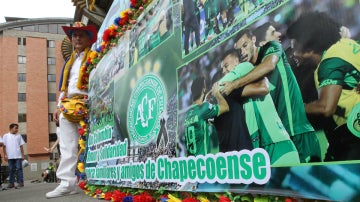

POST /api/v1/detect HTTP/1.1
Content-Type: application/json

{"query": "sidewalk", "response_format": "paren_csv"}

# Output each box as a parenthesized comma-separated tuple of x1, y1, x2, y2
(0, 181, 98, 202)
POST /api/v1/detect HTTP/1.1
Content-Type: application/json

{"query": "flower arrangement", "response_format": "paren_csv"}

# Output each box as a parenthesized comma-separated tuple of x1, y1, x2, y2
(78, 180, 309, 202)
(79, 0, 151, 91)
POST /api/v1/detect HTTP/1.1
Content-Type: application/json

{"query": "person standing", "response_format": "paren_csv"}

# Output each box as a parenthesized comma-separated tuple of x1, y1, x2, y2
(220, 29, 322, 163)
(46, 22, 97, 198)
(2, 123, 26, 189)
(183, 0, 201, 55)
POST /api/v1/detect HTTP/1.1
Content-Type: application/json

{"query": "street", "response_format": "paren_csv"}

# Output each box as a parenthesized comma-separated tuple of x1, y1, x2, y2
(0, 181, 98, 202)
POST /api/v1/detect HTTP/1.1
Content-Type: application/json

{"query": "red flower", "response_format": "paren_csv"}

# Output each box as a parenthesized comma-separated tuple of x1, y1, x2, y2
(285, 198, 295, 202)
(78, 128, 85, 136)
(102, 29, 112, 42)
(183, 197, 198, 202)
(112, 190, 127, 202)
(95, 189, 102, 195)
(104, 191, 113, 201)
(219, 196, 231, 202)
(78, 181, 87, 190)
(133, 192, 154, 202)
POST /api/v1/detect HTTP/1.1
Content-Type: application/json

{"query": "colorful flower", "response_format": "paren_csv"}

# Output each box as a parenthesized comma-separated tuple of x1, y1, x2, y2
(77, 162, 84, 173)
(112, 190, 127, 202)
(183, 197, 198, 202)
(104, 191, 113, 200)
(133, 192, 154, 202)
(219, 195, 231, 202)
(78, 181, 87, 190)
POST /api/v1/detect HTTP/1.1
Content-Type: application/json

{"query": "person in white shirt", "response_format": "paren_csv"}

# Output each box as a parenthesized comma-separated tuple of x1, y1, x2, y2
(46, 22, 97, 199)
(2, 123, 25, 189)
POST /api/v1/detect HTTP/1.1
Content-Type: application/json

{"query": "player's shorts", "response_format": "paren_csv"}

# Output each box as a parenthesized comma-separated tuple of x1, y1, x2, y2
(264, 140, 300, 166)
(218, 0, 230, 11)
(291, 131, 322, 163)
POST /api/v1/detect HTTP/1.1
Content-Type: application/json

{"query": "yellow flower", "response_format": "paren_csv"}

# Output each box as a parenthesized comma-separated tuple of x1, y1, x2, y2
(120, 9, 130, 18)
(79, 138, 86, 149)
(90, 51, 97, 59)
(198, 196, 210, 202)
(167, 194, 182, 202)
(77, 162, 84, 173)
(79, 120, 86, 127)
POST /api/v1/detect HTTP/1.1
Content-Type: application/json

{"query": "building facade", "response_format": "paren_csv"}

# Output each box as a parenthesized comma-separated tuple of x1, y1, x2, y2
(0, 18, 73, 179)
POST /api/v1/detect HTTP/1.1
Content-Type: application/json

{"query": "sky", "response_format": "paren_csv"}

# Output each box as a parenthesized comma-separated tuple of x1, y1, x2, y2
(0, 0, 75, 23)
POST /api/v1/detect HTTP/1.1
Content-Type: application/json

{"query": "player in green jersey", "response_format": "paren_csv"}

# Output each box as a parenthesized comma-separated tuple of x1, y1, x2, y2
(219, 49, 300, 166)
(220, 29, 322, 163)
(184, 76, 229, 156)
(287, 11, 360, 161)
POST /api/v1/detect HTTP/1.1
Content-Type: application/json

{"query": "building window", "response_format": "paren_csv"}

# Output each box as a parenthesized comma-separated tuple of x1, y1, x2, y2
(48, 113, 54, 122)
(39, 24, 49, 33)
(23, 25, 35, 32)
(48, 93, 56, 101)
(21, 134, 27, 143)
(49, 24, 58, 34)
(17, 38, 26, 46)
(18, 93, 26, 101)
(18, 56, 26, 64)
(48, 74, 56, 82)
(47, 57, 56, 65)
(18, 113, 27, 122)
(18, 73, 26, 82)
(47, 40, 55, 48)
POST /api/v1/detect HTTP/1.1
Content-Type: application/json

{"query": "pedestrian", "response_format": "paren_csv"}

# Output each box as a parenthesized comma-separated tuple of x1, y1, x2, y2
(46, 22, 97, 198)
(220, 29, 322, 163)
(2, 123, 26, 189)
(44, 121, 60, 155)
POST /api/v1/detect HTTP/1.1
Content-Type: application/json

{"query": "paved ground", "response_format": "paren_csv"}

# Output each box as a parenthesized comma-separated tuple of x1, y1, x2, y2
(0, 181, 98, 202)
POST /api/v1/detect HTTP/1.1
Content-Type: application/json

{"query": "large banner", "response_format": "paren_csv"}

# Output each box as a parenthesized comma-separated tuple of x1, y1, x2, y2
(86, 0, 360, 201)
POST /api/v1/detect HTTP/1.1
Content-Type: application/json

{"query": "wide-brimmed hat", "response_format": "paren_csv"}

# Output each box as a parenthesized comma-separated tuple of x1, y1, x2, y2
(62, 22, 97, 45)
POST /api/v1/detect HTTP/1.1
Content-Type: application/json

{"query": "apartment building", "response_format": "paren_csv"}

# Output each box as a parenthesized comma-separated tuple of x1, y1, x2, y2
(0, 18, 73, 179)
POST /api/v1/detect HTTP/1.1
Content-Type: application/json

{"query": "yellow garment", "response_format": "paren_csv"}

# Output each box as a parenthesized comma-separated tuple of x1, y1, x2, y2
(315, 38, 360, 126)
(61, 48, 92, 92)
(60, 97, 86, 123)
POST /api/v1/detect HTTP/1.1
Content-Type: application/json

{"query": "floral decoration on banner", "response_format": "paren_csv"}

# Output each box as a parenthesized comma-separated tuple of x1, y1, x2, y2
(79, 0, 151, 91)
(77, 119, 88, 180)
(75, 0, 152, 185)
(80, 51, 98, 90)
(77, 181, 313, 202)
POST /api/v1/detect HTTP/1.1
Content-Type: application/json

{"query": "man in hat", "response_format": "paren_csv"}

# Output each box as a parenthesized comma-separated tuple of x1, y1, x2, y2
(46, 22, 97, 198)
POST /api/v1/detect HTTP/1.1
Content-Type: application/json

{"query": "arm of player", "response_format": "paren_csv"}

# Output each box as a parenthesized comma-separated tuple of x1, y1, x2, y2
(305, 84, 342, 117)
(221, 54, 278, 95)
(212, 82, 229, 115)
(241, 77, 269, 97)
